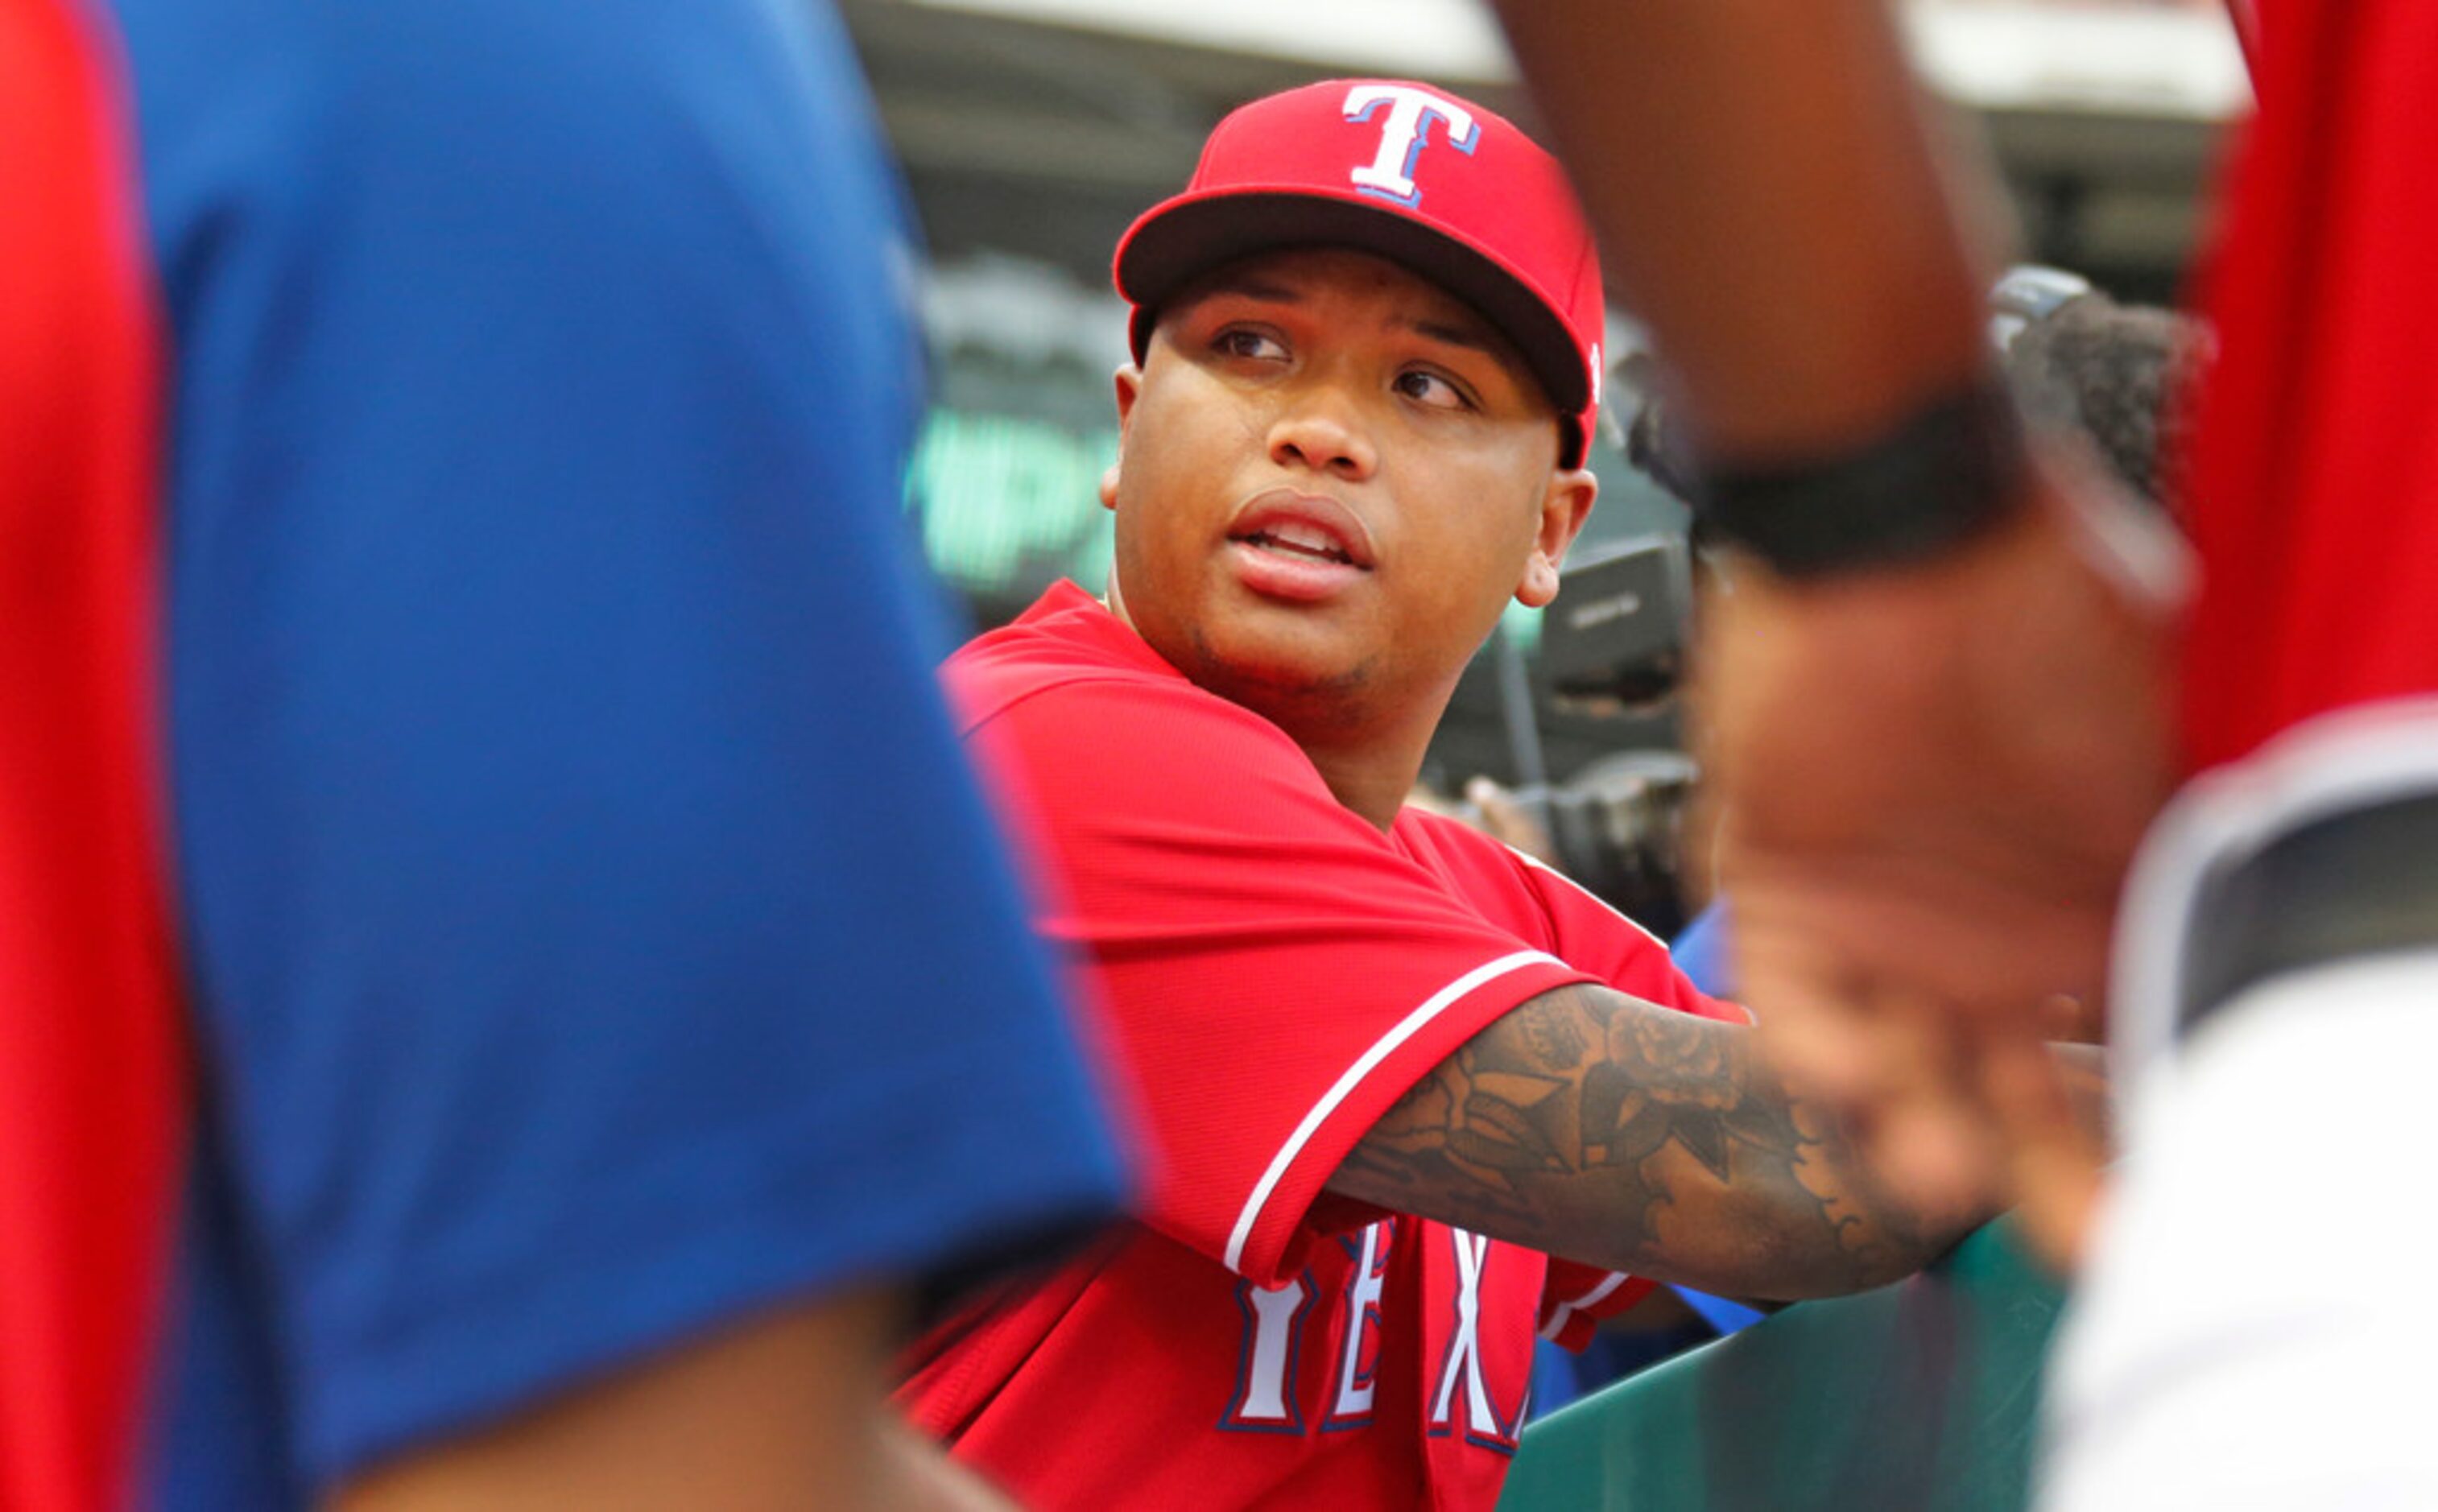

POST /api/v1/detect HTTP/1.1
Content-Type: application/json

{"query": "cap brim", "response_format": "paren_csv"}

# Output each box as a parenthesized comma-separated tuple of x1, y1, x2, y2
(1116, 189, 1590, 422)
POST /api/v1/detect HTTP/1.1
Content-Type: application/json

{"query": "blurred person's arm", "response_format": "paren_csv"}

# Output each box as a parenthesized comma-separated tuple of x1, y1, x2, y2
(337, 1289, 1012, 1512)
(1489, 2, 2174, 1193)
(1490, 0, 1994, 457)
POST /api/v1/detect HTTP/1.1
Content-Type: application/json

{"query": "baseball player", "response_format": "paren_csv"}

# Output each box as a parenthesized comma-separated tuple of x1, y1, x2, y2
(899, 79, 1993, 1510)
(1492, 0, 2438, 1503)
(4, 0, 1126, 1506)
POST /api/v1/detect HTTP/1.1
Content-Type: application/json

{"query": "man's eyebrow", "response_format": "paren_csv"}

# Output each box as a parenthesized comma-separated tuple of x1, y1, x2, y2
(1186, 276, 1524, 375)
(1192, 273, 1304, 305)
(1405, 315, 1507, 360)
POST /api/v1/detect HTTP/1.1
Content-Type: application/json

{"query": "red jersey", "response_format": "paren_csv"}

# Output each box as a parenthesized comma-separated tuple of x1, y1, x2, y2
(2178, 2, 2438, 771)
(905, 582, 1742, 1510)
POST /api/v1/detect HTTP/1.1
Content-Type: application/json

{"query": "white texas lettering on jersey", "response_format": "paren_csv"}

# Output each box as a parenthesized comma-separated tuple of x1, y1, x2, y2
(1222, 1222, 1528, 1444)
(1428, 1228, 1512, 1446)
(1223, 1271, 1314, 1431)
(1342, 83, 1479, 208)
(1324, 1221, 1395, 1427)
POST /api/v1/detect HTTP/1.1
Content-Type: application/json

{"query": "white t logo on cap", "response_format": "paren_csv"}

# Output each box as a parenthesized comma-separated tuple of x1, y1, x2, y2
(1343, 84, 1479, 208)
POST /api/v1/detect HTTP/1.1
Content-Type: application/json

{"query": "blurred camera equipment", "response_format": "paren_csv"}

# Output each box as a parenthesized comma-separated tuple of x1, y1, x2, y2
(1465, 534, 1703, 934)
(1538, 534, 1694, 715)
(1536, 750, 1701, 939)
(1536, 535, 1700, 932)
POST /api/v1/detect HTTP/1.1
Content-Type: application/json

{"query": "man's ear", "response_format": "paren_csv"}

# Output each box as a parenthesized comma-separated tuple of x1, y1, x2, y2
(1515, 468, 1598, 609)
(1101, 363, 1144, 512)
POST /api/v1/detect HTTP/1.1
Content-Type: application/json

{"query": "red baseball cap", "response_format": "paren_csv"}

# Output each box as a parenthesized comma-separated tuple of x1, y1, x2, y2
(1114, 78, 1605, 467)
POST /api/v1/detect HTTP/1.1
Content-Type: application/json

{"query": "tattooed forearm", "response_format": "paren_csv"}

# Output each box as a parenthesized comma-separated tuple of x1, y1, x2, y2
(1328, 985, 1989, 1299)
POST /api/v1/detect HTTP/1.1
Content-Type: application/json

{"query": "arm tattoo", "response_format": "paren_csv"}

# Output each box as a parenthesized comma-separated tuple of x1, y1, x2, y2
(1333, 985, 1967, 1299)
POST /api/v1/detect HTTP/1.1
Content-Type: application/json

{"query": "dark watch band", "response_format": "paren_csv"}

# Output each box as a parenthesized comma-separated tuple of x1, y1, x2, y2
(1692, 376, 2031, 580)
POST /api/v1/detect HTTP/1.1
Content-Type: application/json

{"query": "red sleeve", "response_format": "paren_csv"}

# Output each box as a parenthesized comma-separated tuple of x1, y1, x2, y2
(1536, 1259, 1655, 1353)
(965, 675, 1591, 1287)
(1507, 850, 1752, 1025)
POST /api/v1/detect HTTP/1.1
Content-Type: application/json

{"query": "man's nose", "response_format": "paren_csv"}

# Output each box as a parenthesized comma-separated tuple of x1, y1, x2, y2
(1267, 378, 1378, 480)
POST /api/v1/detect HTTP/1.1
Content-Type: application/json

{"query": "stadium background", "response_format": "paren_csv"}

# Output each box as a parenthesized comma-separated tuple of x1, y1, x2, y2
(836, 0, 2239, 795)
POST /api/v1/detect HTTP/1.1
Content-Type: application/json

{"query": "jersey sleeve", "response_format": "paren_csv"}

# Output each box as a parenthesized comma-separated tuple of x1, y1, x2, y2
(1511, 853, 1754, 1025)
(129, 0, 1126, 1487)
(963, 674, 1594, 1288)
(1536, 1259, 1657, 1353)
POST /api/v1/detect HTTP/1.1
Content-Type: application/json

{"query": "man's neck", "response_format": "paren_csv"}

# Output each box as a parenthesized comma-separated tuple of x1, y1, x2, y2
(1299, 739, 1427, 833)
(1100, 579, 1446, 833)
(1262, 684, 1456, 833)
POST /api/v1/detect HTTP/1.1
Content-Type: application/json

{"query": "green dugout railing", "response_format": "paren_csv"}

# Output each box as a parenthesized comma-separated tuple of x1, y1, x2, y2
(1499, 1221, 2068, 1511)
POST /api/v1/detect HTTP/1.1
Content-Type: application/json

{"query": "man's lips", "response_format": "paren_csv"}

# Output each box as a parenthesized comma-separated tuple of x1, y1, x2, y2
(1225, 490, 1376, 570)
(1222, 490, 1374, 604)
(1238, 523, 1356, 565)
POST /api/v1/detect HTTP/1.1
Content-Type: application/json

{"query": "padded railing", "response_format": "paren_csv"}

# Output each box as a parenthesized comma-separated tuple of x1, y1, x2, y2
(1499, 1221, 2067, 1511)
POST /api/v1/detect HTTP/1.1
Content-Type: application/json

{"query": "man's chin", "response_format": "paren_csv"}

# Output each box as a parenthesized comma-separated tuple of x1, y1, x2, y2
(1181, 631, 1375, 726)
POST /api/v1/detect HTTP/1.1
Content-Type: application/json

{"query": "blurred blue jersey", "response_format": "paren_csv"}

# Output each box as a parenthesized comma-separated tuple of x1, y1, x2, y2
(107, 0, 1129, 1502)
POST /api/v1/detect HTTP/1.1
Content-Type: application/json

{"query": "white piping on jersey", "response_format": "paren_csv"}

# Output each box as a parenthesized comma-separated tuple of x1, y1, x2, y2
(1510, 848, 1666, 948)
(1222, 949, 1567, 1276)
(1511, 848, 1758, 1027)
(1537, 1268, 1631, 1342)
